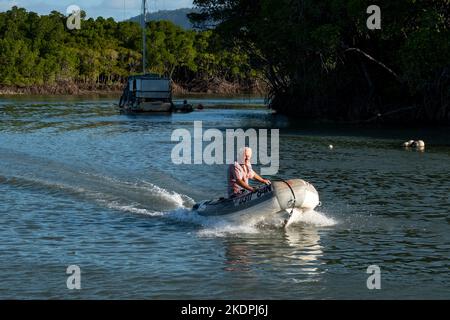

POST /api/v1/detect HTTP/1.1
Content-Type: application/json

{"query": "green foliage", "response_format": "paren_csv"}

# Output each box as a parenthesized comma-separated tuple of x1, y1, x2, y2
(0, 6, 256, 87)
(191, 0, 450, 122)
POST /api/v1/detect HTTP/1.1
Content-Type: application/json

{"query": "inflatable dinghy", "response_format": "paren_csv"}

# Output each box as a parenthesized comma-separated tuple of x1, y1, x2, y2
(192, 179, 319, 223)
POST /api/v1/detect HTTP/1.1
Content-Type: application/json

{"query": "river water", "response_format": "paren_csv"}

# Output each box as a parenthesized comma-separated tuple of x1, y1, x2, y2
(0, 95, 449, 299)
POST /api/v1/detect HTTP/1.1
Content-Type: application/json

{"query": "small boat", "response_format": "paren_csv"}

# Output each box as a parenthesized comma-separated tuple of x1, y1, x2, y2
(173, 100, 194, 113)
(192, 179, 320, 223)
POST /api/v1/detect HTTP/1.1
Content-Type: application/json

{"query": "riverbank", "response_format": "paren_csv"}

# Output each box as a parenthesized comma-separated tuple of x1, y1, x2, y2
(0, 79, 267, 96)
(0, 82, 122, 96)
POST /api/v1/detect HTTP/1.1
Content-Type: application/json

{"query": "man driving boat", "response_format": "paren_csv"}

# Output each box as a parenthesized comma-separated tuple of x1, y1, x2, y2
(228, 147, 271, 197)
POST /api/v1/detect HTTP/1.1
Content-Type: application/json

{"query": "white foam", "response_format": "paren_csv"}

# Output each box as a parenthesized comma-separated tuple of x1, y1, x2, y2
(138, 180, 196, 207)
(194, 209, 337, 236)
(100, 200, 165, 216)
(286, 209, 337, 227)
(80, 172, 193, 208)
(162, 207, 261, 237)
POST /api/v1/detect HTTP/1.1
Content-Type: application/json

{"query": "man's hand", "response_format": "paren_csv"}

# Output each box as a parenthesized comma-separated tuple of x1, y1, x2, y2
(262, 179, 271, 185)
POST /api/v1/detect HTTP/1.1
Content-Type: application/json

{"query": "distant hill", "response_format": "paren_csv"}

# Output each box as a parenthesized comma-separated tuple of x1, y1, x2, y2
(129, 8, 198, 30)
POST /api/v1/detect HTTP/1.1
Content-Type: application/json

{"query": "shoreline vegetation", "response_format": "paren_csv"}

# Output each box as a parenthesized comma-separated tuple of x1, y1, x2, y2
(1, 3, 449, 125)
(0, 78, 267, 96)
(0, 7, 266, 97)
(191, 0, 449, 125)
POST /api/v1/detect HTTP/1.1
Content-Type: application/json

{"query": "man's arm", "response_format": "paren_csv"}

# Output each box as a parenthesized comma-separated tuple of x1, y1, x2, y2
(236, 178, 255, 192)
(253, 172, 271, 185)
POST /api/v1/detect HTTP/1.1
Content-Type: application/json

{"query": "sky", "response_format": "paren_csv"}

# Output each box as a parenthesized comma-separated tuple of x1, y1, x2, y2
(0, 0, 194, 21)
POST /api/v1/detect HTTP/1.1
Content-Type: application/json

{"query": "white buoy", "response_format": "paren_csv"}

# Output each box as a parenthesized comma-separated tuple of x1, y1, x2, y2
(403, 140, 415, 147)
(403, 140, 417, 148)
(403, 139, 425, 150)
(329, 145, 333, 149)
(416, 140, 425, 148)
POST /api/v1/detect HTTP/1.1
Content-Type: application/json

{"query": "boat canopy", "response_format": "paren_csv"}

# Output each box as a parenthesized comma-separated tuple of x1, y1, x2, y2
(127, 74, 171, 100)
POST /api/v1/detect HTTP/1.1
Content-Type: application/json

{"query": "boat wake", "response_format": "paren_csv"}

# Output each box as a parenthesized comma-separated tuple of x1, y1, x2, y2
(0, 148, 337, 235)
(0, 148, 194, 215)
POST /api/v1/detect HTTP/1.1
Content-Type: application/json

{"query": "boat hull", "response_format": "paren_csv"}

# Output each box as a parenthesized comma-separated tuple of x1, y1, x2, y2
(120, 101, 172, 113)
(193, 179, 319, 223)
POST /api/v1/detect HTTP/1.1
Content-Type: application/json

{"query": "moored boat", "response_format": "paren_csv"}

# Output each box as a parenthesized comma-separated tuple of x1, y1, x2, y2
(119, 74, 174, 113)
(119, 1, 190, 114)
